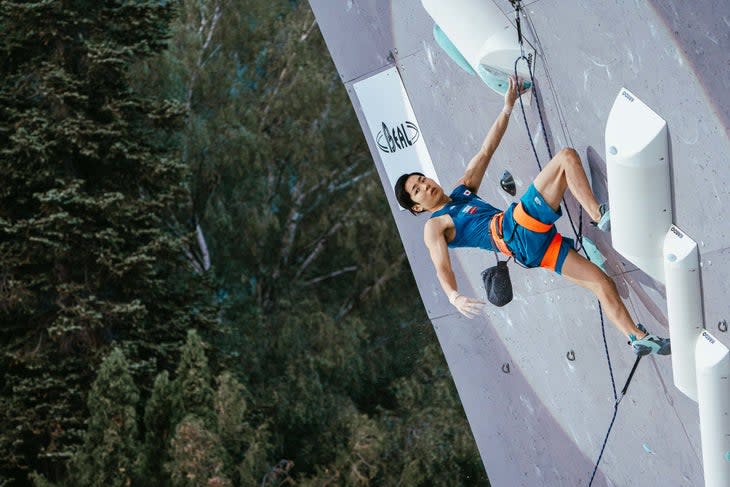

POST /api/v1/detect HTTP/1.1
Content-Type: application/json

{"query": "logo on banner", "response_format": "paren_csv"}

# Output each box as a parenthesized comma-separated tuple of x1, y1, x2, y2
(376, 121, 420, 153)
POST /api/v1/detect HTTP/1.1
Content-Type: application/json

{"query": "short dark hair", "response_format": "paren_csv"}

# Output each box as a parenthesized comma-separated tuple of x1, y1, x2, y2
(394, 172, 425, 215)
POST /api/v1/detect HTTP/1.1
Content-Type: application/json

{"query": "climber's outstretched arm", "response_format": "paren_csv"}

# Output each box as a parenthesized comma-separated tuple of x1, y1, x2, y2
(459, 76, 523, 192)
(424, 220, 457, 296)
(424, 219, 484, 319)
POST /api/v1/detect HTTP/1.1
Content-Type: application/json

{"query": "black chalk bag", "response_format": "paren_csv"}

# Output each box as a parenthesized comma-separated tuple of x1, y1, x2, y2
(481, 254, 513, 307)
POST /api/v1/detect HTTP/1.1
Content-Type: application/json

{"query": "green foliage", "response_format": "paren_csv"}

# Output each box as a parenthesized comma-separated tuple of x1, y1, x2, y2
(141, 370, 180, 487)
(213, 372, 251, 458)
(69, 348, 141, 487)
(129, 0, 488, 484)
(29, 471, 58, 487)
(294, 343, 489, 487)
(381, 343, 489, 485)
(32, 336, 273, 487)
(176, 329, 215, 423)
(0, 0, 216, 483)
(298, 411, 386, 487)
(2, 0, 488, 485)
(167, 415, 232, 487)
(235, 423, 271, 487)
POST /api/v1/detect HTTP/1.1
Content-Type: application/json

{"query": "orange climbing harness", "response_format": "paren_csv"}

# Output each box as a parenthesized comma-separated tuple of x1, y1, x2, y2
(489, 202, 563, 271)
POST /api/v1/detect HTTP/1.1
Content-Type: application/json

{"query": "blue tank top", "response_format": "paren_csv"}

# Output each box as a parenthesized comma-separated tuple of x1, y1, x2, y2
(430, 184, 502, 250)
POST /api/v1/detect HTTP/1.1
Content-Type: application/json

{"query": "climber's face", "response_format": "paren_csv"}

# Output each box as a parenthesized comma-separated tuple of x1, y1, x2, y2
(406, 174, 444, 213)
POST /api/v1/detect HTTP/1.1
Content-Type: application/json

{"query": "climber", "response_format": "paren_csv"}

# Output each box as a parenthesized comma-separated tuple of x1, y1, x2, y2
(394, 76, 670, 357)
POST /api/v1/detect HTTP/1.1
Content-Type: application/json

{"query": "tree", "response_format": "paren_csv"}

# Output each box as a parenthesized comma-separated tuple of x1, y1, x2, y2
(68, 348, 141, 487)
(141, 370, 180, 487)
(132, 0, 486, 483)
(379, 343, 489, 486)
(175, 329, 214, 423)
(0, 1, 216, 482)
(214, 372, 271, 485)
(214, 372, 251, 458)
(167, 415, 231, 487)
(298, 411, 385, 487)
(2, 0, 487, 483)
(235, 425, 271, 487)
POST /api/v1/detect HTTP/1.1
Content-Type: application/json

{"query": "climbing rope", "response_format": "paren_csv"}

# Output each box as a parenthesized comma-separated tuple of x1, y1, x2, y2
(511, 3, 585, 251)
(508, 3, 642, 485)
(588, 350, 642, 486)
(514, 53, 590, 252)
(521, 7, 576, 150)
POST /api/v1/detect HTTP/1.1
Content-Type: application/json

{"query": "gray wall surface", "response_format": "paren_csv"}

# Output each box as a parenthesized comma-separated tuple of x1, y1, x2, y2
(309, 1, 730, 485)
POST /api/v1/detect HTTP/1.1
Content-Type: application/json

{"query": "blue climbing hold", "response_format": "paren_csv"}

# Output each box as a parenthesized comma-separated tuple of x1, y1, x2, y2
(432, 24, 532, 96)
(477, 64, 532, 96)
(432, 24, 475, 75)
(582, 236, 607, 272)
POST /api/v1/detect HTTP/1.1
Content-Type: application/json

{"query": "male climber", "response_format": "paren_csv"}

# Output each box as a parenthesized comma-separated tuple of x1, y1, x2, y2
(394, 76, 670, 357)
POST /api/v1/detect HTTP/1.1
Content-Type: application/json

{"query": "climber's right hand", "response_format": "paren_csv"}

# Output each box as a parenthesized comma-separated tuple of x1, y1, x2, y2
(449, 292, 485, 319)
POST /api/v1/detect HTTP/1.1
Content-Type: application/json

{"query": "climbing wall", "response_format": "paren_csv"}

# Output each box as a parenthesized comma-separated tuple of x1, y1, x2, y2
(308, 1, 730, 485)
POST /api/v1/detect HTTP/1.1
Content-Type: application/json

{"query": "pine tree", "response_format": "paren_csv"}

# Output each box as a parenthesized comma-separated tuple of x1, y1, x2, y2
(235, 425, 271, 487)
(213, 372, 250, 458)
(175, 329, 214, 423)
(0, 1, 216, 483)
(297, 411, 385, 487)
(140, 370, 181, 487)
(167, 415, 231, 487)
(213, 372, 273, 485)
(69, 348, 141, 487)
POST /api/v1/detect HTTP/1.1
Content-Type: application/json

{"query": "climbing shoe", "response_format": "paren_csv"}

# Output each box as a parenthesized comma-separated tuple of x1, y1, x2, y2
(590, 203, 611, 232)
(630, 323, 671, 356)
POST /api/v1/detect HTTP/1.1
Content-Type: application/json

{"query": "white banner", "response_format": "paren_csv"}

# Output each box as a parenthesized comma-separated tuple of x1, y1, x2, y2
(353, 67, 439, 206)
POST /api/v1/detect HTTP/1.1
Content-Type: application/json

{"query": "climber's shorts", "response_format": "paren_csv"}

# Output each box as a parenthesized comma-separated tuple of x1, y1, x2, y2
(502, 184, 575, 274)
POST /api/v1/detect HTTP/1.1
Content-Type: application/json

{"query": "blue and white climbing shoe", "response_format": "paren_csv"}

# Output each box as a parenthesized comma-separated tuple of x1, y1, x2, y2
(630, 323, 671, 356)
(591, 203, 611, 232)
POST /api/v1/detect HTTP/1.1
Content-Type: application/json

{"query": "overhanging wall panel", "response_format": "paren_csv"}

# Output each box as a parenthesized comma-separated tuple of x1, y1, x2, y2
(311, 0, 730, 485)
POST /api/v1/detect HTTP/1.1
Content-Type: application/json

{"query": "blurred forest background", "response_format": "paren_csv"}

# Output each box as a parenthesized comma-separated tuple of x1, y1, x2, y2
(0, 1, 487, 485)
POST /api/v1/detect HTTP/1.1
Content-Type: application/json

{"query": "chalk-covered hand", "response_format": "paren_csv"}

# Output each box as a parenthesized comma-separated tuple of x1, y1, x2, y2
(503, 75, 528, 112)
(448, 292, 485, 319)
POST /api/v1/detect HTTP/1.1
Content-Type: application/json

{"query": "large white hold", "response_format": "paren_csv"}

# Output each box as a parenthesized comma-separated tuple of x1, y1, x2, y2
(605, 88, 672, 283)
(420, 0, 533, 96)
(695, 331, 730, 487)
(663, 225, 703, 401)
